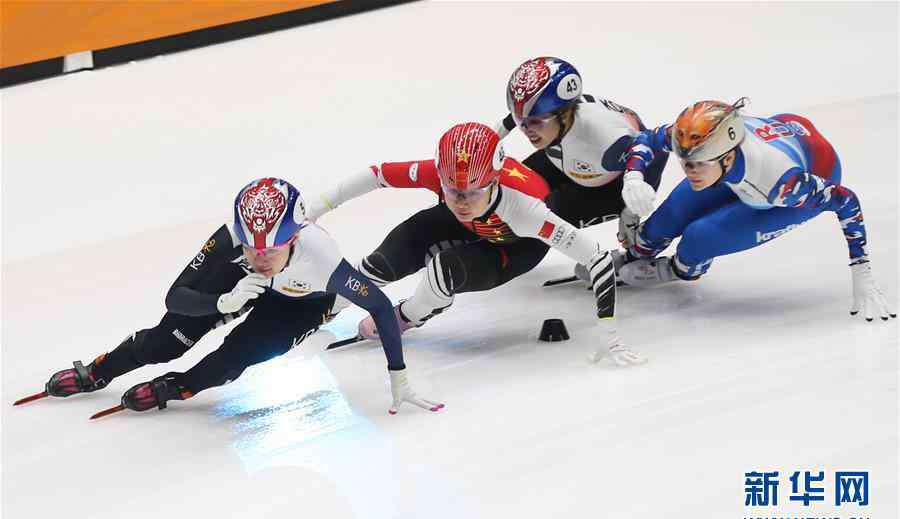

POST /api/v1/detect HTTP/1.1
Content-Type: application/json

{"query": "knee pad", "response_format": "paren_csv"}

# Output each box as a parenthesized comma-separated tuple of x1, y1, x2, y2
(428, 249, 465, 297)
(430, 246, 503, 294)
(359, 252, 397, 286)
(400, 252, 458, 324)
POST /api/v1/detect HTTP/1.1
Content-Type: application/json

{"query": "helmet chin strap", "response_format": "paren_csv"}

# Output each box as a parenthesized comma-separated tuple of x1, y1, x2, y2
(545, 108, 574, 146)
(476, 182, 500, 219)
(276, 234, 297, 273)
(712, 158, 727, 186)
(711, 149, 735, 187)
(555, 110, 574, 142)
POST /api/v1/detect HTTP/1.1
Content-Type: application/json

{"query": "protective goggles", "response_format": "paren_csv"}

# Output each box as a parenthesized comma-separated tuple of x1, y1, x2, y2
(441, 182, 493, 202)
(679, 158, 717, 169)
(241, 239, 293, 258)
(678, 154, 730, 170)
(516, 112, 557, 130)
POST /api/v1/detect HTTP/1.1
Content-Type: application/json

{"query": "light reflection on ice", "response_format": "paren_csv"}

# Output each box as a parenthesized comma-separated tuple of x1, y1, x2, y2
(210, 356, 402, 517)
(212, 356, 375, 473)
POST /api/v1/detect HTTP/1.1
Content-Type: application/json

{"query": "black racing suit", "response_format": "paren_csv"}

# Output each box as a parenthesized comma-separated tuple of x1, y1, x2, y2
(90, 225, 337, 394)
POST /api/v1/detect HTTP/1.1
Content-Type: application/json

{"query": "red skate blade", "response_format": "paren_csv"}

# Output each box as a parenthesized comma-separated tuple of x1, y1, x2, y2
(13, 391, 48, 406)
(89, 405, 125, 420)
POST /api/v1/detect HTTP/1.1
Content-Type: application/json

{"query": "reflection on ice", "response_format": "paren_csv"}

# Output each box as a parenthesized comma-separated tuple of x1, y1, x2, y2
(209, 356, 403, 517)
(212, 356, 375, 473)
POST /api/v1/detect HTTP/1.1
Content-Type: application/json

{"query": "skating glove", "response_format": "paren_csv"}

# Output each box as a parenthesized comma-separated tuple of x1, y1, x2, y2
(216, 273, 268, 314)
(588, 326, 647, 367)
(621, 170, 656, 219)
(388, 369, 444, 415)
(850, 260, 896, 322)
(617, 207, 641, 250)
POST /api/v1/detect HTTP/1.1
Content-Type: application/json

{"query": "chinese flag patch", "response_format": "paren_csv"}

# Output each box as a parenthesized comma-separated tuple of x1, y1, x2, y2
(538, 221, 555, 239)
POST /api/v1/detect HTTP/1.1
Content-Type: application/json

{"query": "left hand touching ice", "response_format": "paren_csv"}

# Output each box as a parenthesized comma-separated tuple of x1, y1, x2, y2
(588, 328, 648, 366)
(388, 369, 444, 415)
(850, 260, 896, 322)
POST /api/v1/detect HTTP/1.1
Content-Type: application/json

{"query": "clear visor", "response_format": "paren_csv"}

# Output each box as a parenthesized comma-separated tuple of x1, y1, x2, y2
(242, 239, 293, 258)
(516, 112, 556, 130)
(441, 182, 493, 202)
(679, 157, 719, 170)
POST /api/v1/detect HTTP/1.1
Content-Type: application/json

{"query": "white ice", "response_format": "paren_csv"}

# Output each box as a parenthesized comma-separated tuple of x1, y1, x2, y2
(2, 2, 898, 518)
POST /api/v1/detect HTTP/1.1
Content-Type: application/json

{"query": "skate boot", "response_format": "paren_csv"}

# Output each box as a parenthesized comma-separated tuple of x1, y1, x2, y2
(45, 358, 109, 397)
(121, 373, 193, 412)
(618, 256, 684, 288)
(358, 304, 421, 340)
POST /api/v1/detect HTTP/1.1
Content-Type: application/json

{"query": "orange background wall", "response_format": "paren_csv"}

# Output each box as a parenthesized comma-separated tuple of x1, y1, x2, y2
(1, 1, 338, 68)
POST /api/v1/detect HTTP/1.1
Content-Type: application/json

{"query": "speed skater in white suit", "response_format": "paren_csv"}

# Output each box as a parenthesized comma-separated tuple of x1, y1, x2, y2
(495, 57, 670, 282)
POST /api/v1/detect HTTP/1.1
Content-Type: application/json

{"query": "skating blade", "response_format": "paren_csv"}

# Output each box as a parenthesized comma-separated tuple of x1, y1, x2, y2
(326, 336, 366, 350)
(13, 391, 48, 406)
(89, 405, 125, 420)
(542, 275, 579, 287)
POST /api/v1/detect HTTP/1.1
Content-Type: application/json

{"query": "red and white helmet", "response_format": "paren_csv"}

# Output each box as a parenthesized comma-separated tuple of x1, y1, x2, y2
(434, 122, 505, 190)
(233, 177, 306, 250)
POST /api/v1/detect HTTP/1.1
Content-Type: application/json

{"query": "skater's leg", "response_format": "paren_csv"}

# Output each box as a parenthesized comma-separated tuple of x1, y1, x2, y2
(358, 205, 474, 286)
(178, 296, 334, 394)
(92, 312, 226, 382)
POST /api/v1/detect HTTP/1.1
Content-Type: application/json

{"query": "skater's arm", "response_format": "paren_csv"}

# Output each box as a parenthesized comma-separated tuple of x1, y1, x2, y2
(326, 259, 406, 371)
(502, 192, 598, 265)
(306, 160, 442, 221)
(377, 160, 442, 193)
(625, 124, 672, 175)
(502, 192, 617, 319)
(304, 166, 383, 221)
(768, 169, 867, 260)
(165, 225, 241, 316)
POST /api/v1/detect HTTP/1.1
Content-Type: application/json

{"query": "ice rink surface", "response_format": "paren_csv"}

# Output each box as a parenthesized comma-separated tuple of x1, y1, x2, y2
(2, 2, 898, 518)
